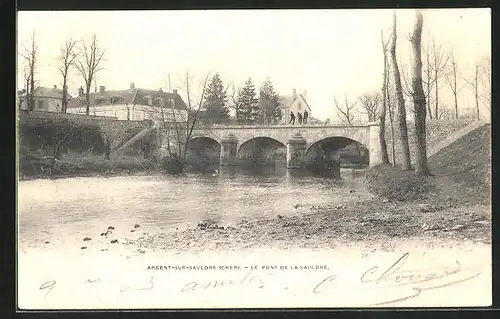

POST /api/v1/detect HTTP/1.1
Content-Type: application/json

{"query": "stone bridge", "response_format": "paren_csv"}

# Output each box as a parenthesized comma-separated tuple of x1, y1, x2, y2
(158, 123, 381, 168)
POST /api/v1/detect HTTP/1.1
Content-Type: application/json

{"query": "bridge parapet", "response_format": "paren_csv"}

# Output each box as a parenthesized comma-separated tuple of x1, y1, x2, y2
(159, 122, 382, 167)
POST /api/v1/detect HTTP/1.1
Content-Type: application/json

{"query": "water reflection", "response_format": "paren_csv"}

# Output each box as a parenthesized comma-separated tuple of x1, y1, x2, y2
(18, 164, 369, 248)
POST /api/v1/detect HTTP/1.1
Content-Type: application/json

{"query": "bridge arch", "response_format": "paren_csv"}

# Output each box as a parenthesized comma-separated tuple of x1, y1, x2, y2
(306, 136, 369, 166)
(185, 136, 221, 164)
(237, 136, 287, 161)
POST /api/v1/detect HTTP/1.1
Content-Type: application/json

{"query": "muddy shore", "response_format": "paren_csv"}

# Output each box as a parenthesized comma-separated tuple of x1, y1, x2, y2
(126, 196, 491, 254)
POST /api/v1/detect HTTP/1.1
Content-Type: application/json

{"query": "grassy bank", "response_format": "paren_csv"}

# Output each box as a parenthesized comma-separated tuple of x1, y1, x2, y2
(18, 153, 158, 181)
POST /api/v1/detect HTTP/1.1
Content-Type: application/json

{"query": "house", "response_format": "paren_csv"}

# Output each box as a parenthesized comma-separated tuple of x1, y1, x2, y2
(66, 83, 189, 122)
(19, 85, 70, 112)
(278, 89, 312, 124)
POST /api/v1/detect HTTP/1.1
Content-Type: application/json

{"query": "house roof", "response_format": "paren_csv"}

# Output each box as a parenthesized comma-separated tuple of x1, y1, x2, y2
(279, 94, 311, 111)
(32, 87, 68, 100)
(66, 88, 188, 110)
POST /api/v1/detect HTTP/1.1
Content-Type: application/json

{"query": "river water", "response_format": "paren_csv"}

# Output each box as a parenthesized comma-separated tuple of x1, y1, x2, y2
(18, 166, 370, 249)
(17, 167, 493, 309)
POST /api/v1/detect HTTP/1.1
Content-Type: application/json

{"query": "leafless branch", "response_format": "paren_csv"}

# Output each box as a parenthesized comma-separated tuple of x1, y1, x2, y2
(58, 38, 78, 113)
(359, 92, 382, 122)
(334, 94, 356, 125)
(74, 34, 106, 115)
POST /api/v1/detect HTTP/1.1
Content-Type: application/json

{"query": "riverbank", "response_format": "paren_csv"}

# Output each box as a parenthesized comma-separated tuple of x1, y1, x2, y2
(126, 194, 490, 253)
(18, 154, 159, 181)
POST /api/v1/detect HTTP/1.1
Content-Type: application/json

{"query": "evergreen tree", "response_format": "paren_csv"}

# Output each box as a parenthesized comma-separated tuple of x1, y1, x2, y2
(203, 73, 229, 123)
(259, 78, 282, 124)
(237, 77, 260, 123)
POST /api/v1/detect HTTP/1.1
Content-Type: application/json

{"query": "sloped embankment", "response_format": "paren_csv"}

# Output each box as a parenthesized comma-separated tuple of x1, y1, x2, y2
(428, 124, 491, 205)
(385, 119, 474, 165)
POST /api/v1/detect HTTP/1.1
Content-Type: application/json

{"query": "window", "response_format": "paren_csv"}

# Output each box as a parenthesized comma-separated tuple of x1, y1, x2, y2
(37, 100, 44, 109)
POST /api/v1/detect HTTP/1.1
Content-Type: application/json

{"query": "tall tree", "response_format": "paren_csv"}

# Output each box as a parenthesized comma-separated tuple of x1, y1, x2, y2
(203, 73, 230, 123)
(380, 29, 393, 165)
(390, 10, 412, 170)
(430, 36, 449, 119)
(479, 56, 491, 110)
(237, 77, 260, 123)
(464, 59, 482, 120)
(259, 78, 282, 124)
(58, 38, 78, 113)
(229, 84, 244, 122)
(410, 10, 430, 176)
(422, 36, 435, 119)
(444, 49, 464, 119)
(74, 34, 106, 115)
(19, 30, 38, 111)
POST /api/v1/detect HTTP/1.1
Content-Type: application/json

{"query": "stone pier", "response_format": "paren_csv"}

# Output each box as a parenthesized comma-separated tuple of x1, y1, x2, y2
(286, 132, 307, 169)
(220, 133, 238, 166)
(368, 122, 382, 167)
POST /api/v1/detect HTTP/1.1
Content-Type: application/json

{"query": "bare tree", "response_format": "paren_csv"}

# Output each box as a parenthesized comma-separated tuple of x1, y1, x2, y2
(410, 10, 430, 176)
(444, 49, 464, 119)
(58, 38, 78, 113)
(157, 71, 212, 171)
(479, 56, 491, 111)
(74, 34, 106, 115)
(378, 29, 391, 165)
(430, 36, 449, 119)
(359, 92, 382, 122)
(334, 94, 356, 125)
(18, 65, 32, 108)
(19, 30, 38, 111)
(422, 36, 435, 119)
(389, 10, 412, 170)
(464, 59, 482, 120)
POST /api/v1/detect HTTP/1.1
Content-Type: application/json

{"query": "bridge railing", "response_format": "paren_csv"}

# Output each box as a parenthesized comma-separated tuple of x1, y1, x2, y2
(195, 123, 373, 129)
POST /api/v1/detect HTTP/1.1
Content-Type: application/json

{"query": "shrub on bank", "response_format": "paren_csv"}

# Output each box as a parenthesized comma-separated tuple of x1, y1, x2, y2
(364, 164, 436, 202)
(160, 156, 185, 175)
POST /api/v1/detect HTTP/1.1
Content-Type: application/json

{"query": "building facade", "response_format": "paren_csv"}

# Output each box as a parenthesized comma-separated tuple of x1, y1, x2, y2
(279, 89, 312, 124)
(19, 86, 69, 112)
(66, 83, 189, 122)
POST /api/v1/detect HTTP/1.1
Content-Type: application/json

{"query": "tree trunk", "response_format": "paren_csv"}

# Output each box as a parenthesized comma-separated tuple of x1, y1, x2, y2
(475, 68, 480, 120)
(411, 10, 430, 176)
(62, 80, 68, 113)
(85, 88, 91, 116)
(425, 47, 432, 119)
(390, 11, 412, 170)
(434, 68, 439, 118)
(379, 30, 390, 164)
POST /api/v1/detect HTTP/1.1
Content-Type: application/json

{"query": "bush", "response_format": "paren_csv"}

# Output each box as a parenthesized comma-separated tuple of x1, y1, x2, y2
(160, 156, 185, 175)
(364, 164, 436, 202)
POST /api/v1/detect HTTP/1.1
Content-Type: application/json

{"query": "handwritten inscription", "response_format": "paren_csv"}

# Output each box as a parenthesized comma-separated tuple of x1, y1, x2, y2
(181, 272, 265, 292)
(312, 252, 482, 306)
(39, 280, 56, 299)
(37, 252, 484, 307)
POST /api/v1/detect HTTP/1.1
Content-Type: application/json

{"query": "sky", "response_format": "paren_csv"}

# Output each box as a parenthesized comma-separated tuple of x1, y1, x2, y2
(17, 9, 491, 121)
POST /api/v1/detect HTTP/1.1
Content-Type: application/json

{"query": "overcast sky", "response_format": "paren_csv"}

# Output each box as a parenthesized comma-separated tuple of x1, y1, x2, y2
(17, 9, 491, 120)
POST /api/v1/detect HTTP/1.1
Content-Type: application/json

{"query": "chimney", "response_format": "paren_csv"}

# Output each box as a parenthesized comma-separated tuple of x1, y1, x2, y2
(53, 85, 57, 89)
(130, 82, 135, 90)
(173, 89, 178, 95)
(100, 86, 105, 93)
(302, 90, 307, 100)
(78, 86, 84, 97)
(292, 88, 297, 100)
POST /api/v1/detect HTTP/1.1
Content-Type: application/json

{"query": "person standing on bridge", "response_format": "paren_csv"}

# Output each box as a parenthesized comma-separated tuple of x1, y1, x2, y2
(297, 112, 303, 125)
(303, 110, 309, 124)
(289, 111, 296, 124)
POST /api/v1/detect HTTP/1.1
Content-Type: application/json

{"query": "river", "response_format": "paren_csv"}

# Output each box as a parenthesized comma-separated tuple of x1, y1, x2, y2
(17, 166, 370, 250)
(17, 167, 492, 309)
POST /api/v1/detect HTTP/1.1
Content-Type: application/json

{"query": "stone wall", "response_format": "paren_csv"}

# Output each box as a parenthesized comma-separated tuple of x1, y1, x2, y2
(18, 110, 150, 156)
